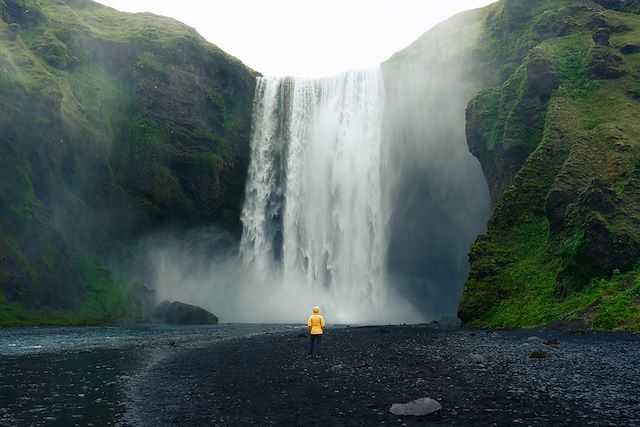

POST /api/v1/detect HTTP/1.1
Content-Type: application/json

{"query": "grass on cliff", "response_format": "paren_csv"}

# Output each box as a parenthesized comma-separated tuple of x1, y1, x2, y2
(472, 216, 640, 330)
(0, 257, 141, 327)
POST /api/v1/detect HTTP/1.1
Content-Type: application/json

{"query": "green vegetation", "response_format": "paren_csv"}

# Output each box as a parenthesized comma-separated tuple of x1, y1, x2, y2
(0, 258, 141, 326)
(0, 0, 257, 326)
(462, 216, 640, 330)
(459, 0, 640, 330)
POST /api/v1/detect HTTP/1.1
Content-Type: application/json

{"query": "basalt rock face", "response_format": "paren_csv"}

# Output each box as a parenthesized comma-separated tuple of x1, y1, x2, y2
(458, 0, 640, 330)
(0, 0, 256, 324)
(380, 8, 492, 319)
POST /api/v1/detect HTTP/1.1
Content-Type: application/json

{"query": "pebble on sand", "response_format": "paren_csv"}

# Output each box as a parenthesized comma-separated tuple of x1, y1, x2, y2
(530, 350, 552, 360)
(467, 353, 486, 364)
(389, 398, 442, 416)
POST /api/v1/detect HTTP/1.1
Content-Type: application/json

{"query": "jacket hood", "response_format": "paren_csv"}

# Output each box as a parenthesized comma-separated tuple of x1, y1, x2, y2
(312, 306, 320, 314)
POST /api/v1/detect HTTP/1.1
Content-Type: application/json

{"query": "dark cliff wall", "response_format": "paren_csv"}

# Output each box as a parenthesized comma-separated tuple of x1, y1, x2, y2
(0, 0, 256, 324)
(380, 8, 492, 319)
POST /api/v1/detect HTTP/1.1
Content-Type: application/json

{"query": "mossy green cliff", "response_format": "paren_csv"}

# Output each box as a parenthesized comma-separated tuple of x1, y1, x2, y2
(0, 0, 256, 325)
(458, 0, 640, 330)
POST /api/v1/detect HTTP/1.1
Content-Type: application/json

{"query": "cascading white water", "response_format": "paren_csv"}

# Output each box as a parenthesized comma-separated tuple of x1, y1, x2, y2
(240, 70, 417, 323)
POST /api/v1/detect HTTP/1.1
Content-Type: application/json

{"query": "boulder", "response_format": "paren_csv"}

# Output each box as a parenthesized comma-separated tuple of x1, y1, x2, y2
(389, 398, 442, 416)
(152, 300, 219, 325)
(592, 27, 611, 45)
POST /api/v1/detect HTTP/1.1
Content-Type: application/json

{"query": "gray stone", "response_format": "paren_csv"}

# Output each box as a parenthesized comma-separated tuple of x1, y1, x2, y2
(467, 353, 486, 364)
(389, 398, 442, 416)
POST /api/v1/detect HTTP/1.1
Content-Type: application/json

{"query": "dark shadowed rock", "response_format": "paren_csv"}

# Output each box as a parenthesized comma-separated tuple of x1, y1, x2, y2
(620, 44, 640, 54)
(544, 337, 560, 345)
(589, 46, 627, 79)
(152, 300, 219, 325)
(527, 51, 559, 101)
(390, 398, 442, 416)
(592, 27, 611, 45)
(593, 0, 640, 14)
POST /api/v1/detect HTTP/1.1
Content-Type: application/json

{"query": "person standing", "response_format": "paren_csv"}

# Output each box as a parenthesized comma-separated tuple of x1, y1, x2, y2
(307, 306, 325, 357)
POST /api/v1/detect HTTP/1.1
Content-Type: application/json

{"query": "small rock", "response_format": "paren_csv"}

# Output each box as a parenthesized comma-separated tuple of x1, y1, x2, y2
(415, 378, 427, 386)
(467, 353, 486, 365)
(389, 398, 442, 416)
(527, 336, 539, 342)
(530, 350, 552, 360)
(543, 338, 559, 346)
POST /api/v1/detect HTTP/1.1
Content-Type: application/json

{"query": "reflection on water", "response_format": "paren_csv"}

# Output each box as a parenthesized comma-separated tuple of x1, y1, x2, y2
(0, 324, 294, 425)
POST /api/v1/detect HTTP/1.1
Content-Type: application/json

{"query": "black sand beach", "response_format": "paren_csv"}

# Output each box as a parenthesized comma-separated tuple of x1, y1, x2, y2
(128, 325, 640, 426)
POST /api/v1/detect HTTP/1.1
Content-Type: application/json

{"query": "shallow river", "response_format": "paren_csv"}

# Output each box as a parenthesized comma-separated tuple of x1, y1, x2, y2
(0, 324, 294, 426)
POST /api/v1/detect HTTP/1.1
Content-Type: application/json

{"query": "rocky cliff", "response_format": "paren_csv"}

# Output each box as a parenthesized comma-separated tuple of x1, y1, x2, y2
(457, 0, 640, 330)
(0, 0, 256, 325)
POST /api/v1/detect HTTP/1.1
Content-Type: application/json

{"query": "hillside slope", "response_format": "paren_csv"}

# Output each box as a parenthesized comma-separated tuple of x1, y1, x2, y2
(458, 0, 640, 330)
(0, 0, 256, 325)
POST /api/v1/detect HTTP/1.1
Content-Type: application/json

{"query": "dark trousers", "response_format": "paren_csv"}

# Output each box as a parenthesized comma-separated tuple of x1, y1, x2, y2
(309, 334, 322, 355)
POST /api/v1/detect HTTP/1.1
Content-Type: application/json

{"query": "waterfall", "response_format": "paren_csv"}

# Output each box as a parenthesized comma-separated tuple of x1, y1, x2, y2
(240, 70, 411, 323)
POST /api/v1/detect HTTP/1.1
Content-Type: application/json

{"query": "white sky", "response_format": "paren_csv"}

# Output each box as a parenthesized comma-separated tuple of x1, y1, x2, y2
(94, 0, 496, 77)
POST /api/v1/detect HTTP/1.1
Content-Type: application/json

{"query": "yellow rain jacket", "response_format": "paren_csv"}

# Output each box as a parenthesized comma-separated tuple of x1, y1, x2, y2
(307, 306, 325, 335)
